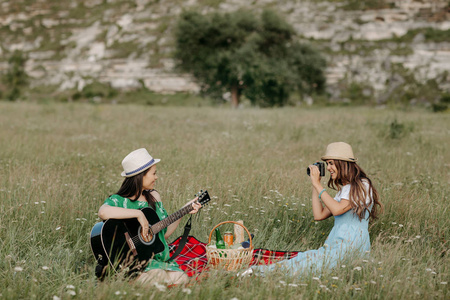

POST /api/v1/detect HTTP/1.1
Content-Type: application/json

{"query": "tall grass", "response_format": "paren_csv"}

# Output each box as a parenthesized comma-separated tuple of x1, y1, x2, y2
(0, 102, 448, 299)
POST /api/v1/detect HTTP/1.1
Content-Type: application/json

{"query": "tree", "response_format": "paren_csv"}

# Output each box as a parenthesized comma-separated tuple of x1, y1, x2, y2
(3, 51, 29, 101)
(174, 9, 326, 107)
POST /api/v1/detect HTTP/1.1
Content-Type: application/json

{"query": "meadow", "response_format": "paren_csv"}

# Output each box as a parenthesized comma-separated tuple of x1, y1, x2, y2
(0, 102, 448, 299)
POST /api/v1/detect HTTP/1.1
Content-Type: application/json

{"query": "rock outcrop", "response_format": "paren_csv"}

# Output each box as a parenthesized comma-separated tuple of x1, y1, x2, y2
(0, 0, 449, 102)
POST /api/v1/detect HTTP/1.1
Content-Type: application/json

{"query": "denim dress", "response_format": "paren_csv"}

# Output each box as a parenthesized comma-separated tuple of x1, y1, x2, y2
(253, 183, 372, 275)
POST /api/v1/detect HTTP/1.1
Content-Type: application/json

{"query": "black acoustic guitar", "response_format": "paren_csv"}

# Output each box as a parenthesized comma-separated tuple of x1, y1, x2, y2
(90, 190, 210, 276)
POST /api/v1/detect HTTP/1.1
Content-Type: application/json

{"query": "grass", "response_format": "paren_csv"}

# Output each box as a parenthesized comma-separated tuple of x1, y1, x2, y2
(0, 102, 449, 299)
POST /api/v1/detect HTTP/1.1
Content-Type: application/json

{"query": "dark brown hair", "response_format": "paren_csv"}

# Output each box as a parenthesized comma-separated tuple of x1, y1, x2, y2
(327, 160, 383, 220)
(116, 167, 156, 209)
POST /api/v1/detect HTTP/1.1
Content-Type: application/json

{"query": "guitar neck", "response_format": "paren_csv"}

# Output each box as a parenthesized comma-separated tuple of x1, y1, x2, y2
(151, 204, 193, 234)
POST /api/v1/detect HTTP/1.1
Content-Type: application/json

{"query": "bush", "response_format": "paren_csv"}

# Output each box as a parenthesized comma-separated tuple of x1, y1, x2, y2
(72, 81, 118, 102)
(388, 119, 414, 139)
(2, 51, 29, 101)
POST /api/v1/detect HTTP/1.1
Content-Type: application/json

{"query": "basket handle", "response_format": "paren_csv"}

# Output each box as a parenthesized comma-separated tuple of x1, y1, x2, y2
(208, 221, 253, 248)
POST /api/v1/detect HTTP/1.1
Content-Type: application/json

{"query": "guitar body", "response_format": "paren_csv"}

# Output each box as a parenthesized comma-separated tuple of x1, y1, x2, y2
(90, 207, 164, 274)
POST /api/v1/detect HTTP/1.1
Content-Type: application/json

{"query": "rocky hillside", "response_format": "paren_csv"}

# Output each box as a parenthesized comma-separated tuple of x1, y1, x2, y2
(0, 0, 449, 104)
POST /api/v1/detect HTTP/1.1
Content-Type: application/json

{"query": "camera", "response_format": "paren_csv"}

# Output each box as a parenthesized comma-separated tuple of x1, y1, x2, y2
(307, 162, 326, 176)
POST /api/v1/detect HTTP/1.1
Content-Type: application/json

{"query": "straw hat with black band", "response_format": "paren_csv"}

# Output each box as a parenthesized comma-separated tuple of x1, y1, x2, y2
(321, 142, 358, 162)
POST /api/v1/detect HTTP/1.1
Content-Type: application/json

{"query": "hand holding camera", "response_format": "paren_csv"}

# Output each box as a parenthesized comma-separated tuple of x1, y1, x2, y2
(307, 162, 326, 177)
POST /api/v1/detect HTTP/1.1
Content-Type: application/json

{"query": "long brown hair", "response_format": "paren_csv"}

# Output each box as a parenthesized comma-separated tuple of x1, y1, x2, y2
(116, 167, 157, 209)
(327, 160, 383, 220)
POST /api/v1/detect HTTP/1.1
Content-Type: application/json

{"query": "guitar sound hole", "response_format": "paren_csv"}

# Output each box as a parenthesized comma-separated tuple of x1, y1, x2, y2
(139, 227, 154, 244)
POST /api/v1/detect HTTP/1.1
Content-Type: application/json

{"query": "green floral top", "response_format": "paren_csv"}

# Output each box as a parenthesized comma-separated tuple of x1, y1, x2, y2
(103, 194, 182, 272)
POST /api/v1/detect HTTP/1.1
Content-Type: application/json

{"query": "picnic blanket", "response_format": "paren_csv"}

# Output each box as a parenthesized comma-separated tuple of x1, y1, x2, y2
(168, 236, 299, 277)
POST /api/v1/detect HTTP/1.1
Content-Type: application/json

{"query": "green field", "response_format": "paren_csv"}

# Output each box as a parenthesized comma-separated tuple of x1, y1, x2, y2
(0, 102, 448, 299)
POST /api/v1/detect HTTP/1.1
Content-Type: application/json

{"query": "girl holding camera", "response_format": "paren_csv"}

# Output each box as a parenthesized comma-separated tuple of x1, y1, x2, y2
(250, 142, 383, 275)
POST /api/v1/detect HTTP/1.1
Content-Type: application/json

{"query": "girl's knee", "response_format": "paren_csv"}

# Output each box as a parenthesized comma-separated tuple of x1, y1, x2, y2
(167, 271, 189, 285)
(137, 269, 166, 284)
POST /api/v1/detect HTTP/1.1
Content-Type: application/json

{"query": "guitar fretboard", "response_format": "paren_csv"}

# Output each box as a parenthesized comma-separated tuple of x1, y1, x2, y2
(151, 204, 194, 234)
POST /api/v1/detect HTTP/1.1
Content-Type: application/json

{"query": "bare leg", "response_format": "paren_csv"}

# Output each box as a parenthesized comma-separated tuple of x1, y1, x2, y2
(166, 271, 189, 285)
(137, 269, 168, 285)
(137, 269, 189, 286)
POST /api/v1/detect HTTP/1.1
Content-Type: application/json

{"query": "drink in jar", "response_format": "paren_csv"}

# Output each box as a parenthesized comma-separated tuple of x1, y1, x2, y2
(223, 231, 233, 246)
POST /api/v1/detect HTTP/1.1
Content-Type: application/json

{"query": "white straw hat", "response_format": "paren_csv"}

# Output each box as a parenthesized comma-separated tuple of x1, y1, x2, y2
(321, 142, 358, 162)
(121, 148, 160, 177)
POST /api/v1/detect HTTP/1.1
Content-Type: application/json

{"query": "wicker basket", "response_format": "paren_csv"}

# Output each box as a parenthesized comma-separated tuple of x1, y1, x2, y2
(206, 221, 253, 271)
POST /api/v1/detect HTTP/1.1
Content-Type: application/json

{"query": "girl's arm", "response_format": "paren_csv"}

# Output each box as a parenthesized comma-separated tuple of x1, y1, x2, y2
(309, 165, 352, 220)
(311, 184, 333, 221)
(98, 205, 150, 239)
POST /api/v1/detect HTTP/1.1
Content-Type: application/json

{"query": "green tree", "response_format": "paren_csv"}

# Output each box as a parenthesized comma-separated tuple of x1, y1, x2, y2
(174, 9, 326, 107)
(3, 51, 29, 101)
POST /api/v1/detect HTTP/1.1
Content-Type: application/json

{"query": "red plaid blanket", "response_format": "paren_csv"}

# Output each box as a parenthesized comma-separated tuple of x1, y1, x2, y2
(169, 236, 299, 277)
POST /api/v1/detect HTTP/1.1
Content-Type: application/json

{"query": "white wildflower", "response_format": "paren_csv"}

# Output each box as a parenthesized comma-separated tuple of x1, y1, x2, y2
(153, 282, 166, 292)
(224, 204, 231, 207)
(332, 277, 339, 280)
(67, 290, 76, 296)
(288, 283, 298, 287)
(370, 280, 377, 284)
(56, 226, 61, 231)
(440, 282, 448, 285)
(14, 266, 23, 272)
(279, 280, 286, 286)
(398, 224, 403, 227)
(53, 296, 61, 300)
(416, 235, 421, 239)
(354, 287, 361, 291)
(312, 277, 320, 281)
(353, 266, 362, 271)
(42, 266, 49, 270)
(115, 291, 121, 295)
(182, 288, 192, 294)
(66, 285, 75, 289)
(34, 202, 39, 204)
